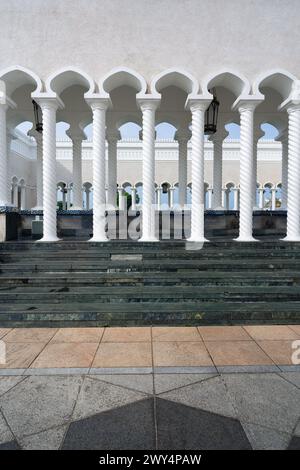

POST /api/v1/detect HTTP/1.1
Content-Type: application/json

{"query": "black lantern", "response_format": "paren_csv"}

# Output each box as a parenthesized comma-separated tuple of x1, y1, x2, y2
(32, 100, 43, 133)
(204, 90, 219, 135)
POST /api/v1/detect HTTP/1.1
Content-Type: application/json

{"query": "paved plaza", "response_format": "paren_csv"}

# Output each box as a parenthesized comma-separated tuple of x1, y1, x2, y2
(0, 325, 299, 450)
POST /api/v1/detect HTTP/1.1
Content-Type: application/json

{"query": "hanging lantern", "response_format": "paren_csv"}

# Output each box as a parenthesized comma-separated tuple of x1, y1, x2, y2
(32, 100, 43, 133)
(204, 90, 219, 135)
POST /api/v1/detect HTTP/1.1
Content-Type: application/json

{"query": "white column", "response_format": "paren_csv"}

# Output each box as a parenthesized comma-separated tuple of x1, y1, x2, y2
(222, 188, 226, 208)
(118, 187, 125, 211)
(138, 99, 159, 241)
(20, 185, 26, 210)
(175, 129, 190, 208)
(207, 188, 213, 209)
(86, 188, 91, 210)
(232, 188, 239, 210)
(187, 100, 210, 242)
(86, 98, 110, 242)
(210, 129, 228, 209)
(258, 188, 264, 209)
(271, 188, 277, 210)
(12, 183, 18, 207)
(29, 130, 43, 210)
(66, 128, 85, 210)
(284, 104, 300, 241)
(131, 187, 137, 211)
(34, 98, 61, 242)
(276, 131, 288, 210)
(0, 104, 10, 206)
(235, 100, 260, 241)
(168, 187, 174, 209)
(156, 187, 162, 209)
(107, 130, 120, 208)
(253, 128, 264, 209)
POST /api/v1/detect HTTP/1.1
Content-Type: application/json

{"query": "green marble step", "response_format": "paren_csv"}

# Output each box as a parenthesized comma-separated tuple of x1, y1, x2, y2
(0, 301, 299, 327)
(0, 285, 300, 303)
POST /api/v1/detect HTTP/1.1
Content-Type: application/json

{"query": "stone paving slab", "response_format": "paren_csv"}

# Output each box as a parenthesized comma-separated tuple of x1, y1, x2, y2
(0, 326, 299, 449)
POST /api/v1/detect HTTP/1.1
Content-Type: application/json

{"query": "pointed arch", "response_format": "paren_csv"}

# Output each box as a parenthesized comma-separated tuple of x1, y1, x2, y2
(99, 67, 147, 96)
(151, 68, 199, 96)
(46, 67, 95, 95)
(203, 70, 250, 97)
(253, 69, 297, 101)
(0, 65, 42, 97)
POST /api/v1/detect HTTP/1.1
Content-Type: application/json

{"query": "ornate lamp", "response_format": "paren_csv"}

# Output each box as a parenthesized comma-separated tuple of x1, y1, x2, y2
(204, 90, 219, 135)
(32, 100, 43, 133)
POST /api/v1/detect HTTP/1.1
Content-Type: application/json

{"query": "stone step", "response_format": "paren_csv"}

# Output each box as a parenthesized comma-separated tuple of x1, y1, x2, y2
(0, 301, 299, 327)
(2, 259, 300, 273)
(1, 285, 300, 303)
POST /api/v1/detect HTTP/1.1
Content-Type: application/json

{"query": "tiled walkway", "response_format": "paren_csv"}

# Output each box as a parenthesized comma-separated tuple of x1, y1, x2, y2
(0, 325, 300, 450)
(0, 325, 300, 372)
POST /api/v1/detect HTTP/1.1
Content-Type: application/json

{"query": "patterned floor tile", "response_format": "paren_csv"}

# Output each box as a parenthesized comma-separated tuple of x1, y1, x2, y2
(72, 376, 147, 421)
(0, 375, 83, 439)
(63, 398, 155, 450)
(156, 398, 251, 450)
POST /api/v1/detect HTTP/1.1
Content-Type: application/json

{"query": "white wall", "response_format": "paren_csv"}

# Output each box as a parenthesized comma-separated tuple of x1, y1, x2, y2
(0, 0, 299, 84)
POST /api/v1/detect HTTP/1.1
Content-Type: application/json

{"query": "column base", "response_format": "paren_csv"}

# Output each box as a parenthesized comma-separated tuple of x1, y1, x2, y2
(31, 206, 43, 211)
(211, 205, 225, 211)
(139, 235, 158, 242)
(37, 236, 61, 243)
(71, 206, 83, 211)
(234, 235, 258, 242)
(89, 236, 108, 242)
(281, 235, 300, 242)
(186, 236, 209, 243)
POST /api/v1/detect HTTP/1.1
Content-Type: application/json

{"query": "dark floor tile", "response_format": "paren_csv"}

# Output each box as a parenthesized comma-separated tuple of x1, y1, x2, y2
(287, 436, 300, 450)
(0, 440, 21, 450)
(156, 398, 252, 450)
(62, 398, 155, 450)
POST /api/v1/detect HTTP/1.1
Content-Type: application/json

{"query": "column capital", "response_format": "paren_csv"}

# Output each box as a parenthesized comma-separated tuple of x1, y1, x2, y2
(174, 128, 191, 143)
(232, 97, 263, 113)
(66, 127, 86, 142)
(185, 98, 211, 113)
(85, 96, 111, 111)
(137, 97, 160, 112)
(106, 129, 121, 143)
(253, 127, 265, 142)
(27, 128, 42, 142)
(32, 94, 64, 111)
(286, 102, 300, 114)
(209, 128, 229, 143)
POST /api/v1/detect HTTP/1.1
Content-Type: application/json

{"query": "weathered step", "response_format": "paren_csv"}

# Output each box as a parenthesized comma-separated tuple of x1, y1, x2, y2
(0, 301, 299, 327)
(1, 285, 300, 303)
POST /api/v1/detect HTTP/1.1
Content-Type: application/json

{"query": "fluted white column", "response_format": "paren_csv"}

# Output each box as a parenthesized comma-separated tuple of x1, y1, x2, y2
(233, 188, 239, 210)
(66, 128, 85, 210)
(118, 187, 125, 211)
(168, 187, 174, 209)
(0, 104, 9, 206)
(236, 101, 260, 241)
(284, 104, 300, 241)
(12, 183, 18, 207)
(175, 129, 190, 208)
(138, 99, 159, 241)
(210, 129, 228, 209)
(107, 130, 120, 208)
(187, 101, 210, 242)
(258, 188, 264, 209)
(35, 98, 60, 242)
(131, 187, 137, 211)
(253, 128, 264, 209)
(86, 188, 91, 210)
(28, 129, 43, 210)
(276, 131, 288, 210)
(20, 185, 26, 210)
(271, 188, 277, 211)
(156, 187, 162, 209)
(86, 98, 110, 242)
(207, 188, 213, 209)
